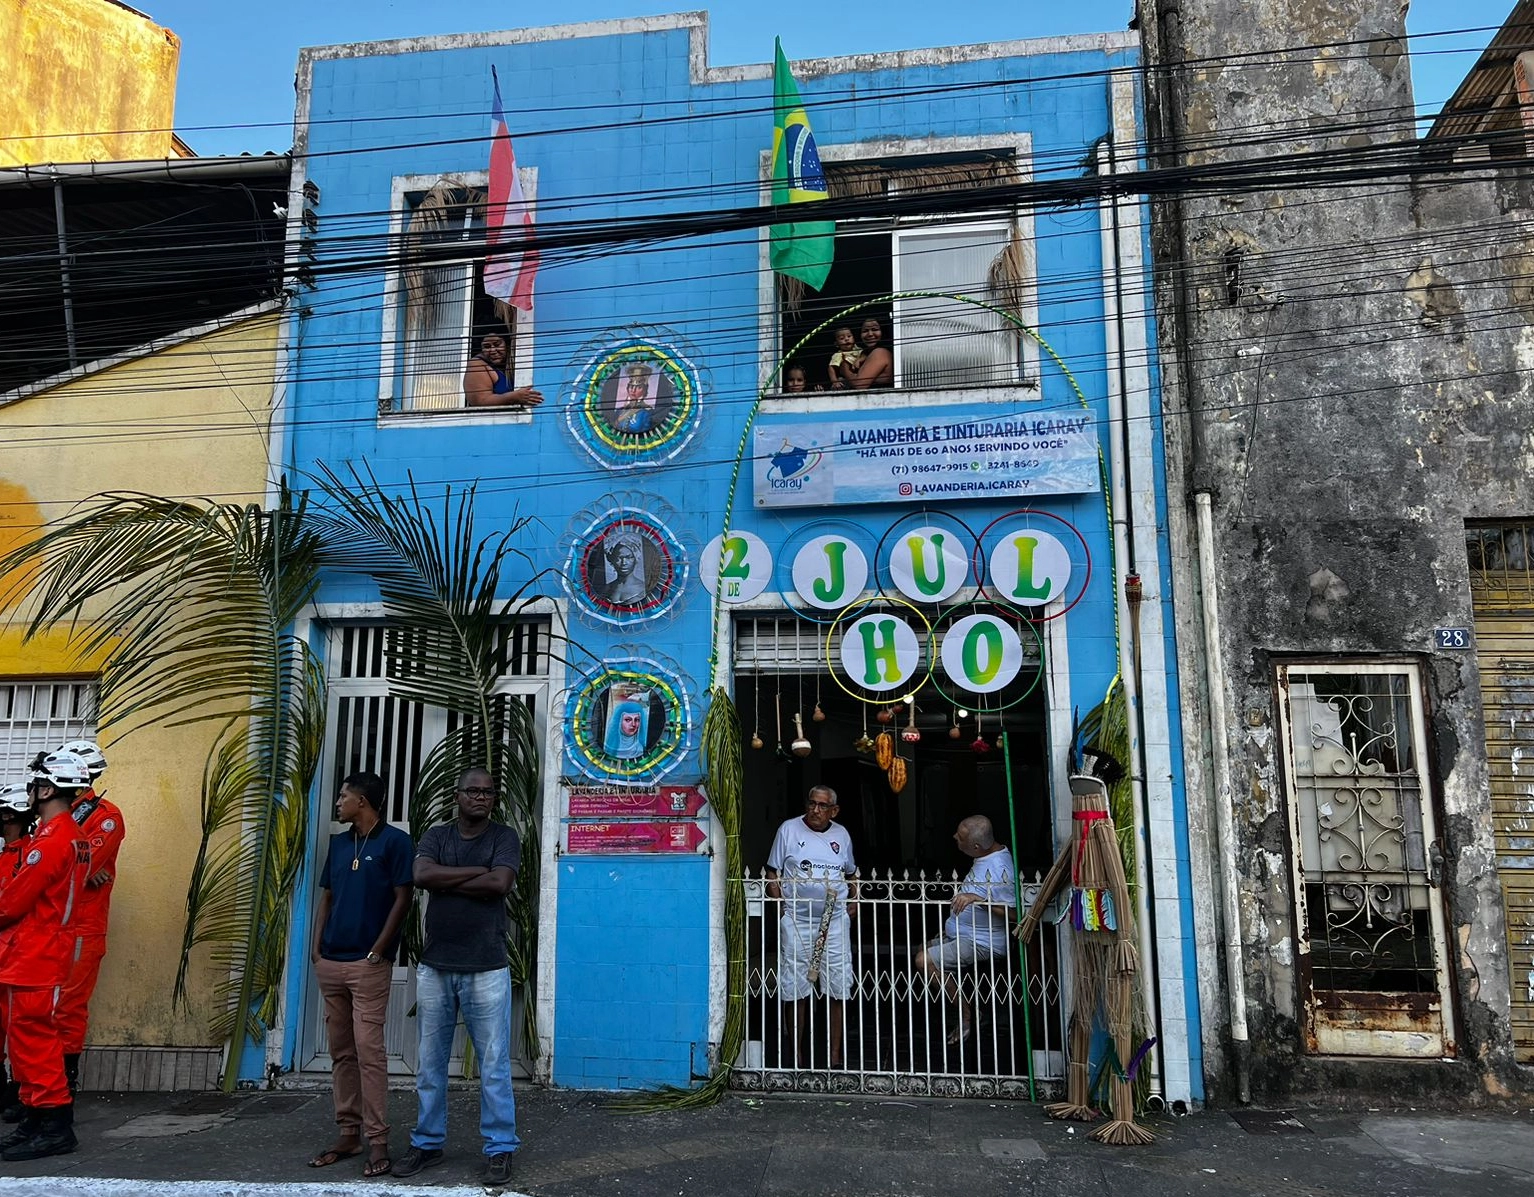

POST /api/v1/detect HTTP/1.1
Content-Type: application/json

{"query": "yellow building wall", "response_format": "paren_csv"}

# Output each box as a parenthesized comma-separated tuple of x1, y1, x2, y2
(0, 0, 181, 167)
(0, 312, 277, 1046)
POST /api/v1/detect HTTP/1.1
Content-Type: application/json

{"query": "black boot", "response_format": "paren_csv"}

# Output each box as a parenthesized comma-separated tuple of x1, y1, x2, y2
(2, 1103, 75, 1161)
(0, 1107, 39, 1151)
(63, 1054, 80, 1094)
(0, 1077, 20, 1123)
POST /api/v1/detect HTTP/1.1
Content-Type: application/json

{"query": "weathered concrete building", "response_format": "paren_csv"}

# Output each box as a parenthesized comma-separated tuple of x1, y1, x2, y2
(1140, 0, 1534, 1101)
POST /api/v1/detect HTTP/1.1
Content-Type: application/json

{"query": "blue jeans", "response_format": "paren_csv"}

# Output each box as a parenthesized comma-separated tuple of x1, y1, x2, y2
(410, 964, 519, 1157)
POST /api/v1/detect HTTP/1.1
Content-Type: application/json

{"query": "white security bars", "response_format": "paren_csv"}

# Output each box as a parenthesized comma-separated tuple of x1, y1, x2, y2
(734, 867, 1066, 1097)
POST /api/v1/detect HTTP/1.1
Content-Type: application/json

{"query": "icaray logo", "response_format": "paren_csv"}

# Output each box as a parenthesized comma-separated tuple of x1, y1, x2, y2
(767, 440, 823, 492)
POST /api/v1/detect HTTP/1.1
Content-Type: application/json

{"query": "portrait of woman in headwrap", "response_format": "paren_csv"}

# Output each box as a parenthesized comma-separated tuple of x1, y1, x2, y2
(600, 528, 652, 606)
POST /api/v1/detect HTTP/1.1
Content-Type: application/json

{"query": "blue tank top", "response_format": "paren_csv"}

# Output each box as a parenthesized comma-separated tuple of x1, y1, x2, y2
(477, 357, 511, 394)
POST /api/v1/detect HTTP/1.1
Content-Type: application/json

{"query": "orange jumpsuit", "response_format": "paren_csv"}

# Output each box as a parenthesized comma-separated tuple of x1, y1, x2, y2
(54, 792, 123, 1055)
(0, 811, 89, 1109)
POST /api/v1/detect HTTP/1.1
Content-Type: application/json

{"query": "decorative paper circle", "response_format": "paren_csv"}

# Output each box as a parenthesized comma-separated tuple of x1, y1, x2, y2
(824, 596, 934, 703)
(700, 531, 772, 604)
(776, 519, 876, 624)
(939, 613, 1026, 694)
(876, 512, 977, 604)
(793, 535, 871, 612)
(987, 529, 1071, 608)
(565, 659, 691, 784)
(977, 509, 1092, 621)
(567, 508, 687, 624)
(930, 601, 1045, 709)
(567, 337, 702, 468)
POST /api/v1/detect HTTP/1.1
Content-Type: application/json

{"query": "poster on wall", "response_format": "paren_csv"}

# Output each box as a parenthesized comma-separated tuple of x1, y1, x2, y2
(563, 820, 710, 854)
(563, 782, 709, 818)
(752, 408, 1100, 509)
(565, 333, 704, 469)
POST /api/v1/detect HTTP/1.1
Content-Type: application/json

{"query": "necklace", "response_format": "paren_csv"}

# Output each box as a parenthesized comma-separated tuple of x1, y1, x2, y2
(351, 822, 378, 871)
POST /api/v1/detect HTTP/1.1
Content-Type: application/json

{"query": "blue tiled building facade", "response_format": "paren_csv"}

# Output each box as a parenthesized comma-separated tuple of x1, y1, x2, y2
(276, 13, 1201, 1104)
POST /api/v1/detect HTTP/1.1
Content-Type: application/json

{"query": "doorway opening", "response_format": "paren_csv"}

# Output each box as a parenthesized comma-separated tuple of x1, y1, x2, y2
(730, 614, 1066, 1097)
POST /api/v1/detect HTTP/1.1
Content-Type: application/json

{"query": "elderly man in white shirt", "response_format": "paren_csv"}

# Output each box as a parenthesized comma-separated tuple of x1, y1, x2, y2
(765, 784, 859, 1069)
(916, 815, 1017, 1045)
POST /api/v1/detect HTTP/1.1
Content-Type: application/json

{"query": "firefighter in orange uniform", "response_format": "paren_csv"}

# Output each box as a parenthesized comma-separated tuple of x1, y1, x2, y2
(52, 741, 122, 1092)
(0, 783, 35, 1122)
(0, 751, 91, 1161)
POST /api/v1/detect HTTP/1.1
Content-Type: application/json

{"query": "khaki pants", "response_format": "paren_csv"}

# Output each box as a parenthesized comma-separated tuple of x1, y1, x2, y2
(315, 957, 393, 1144)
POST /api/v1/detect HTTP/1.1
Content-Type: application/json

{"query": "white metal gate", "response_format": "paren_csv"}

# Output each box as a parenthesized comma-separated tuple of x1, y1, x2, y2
(297, 621, 548, 1078)
(1275, 662, 1456, 1057)
(733, 868, 1067, 1098)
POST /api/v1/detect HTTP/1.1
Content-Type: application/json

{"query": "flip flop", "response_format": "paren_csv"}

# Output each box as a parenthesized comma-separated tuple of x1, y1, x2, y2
(363, 1155, 393, 1178)
(308, 1145, 363, 1168)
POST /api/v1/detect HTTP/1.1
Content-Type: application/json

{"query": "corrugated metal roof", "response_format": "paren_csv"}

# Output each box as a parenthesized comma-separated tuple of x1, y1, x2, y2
(1427, 1, 1534, 145)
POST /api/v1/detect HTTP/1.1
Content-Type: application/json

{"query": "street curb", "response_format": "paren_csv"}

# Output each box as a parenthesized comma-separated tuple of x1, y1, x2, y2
(0, 1180, 530, 1197)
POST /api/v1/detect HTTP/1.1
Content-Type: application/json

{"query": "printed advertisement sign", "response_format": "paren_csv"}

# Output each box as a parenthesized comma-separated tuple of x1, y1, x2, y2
(752, 409, 1100, 509)
(564, 783, 708, 818)
(564, 821, 709, 854)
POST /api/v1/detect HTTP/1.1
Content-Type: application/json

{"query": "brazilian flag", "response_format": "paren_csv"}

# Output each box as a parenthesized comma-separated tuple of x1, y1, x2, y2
(770, 38, 834, 290)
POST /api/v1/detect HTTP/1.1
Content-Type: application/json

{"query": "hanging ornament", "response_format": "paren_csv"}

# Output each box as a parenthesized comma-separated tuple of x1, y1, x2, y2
(901, 697, 921, 744)
(876, 706, 895, 724)
(791, 712, 813, 758)
(971, 708, 992, 754)
(854, 704, 874, 754)
(949, 707, 962, 740)
(812, 673, 825, 722)
(751, 669, 763, 749)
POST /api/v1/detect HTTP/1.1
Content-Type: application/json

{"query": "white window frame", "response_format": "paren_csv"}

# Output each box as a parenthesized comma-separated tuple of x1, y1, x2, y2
(0, 677, 99, 779)
(757, 134, 1040, 412)
(378, 169, 538, 427)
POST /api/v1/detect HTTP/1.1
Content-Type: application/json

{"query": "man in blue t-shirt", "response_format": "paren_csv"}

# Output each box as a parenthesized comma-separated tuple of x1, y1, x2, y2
(392, 767, 522, 1189)
(915, 815, 1017, 1046)
(307, 772, 413, 1178)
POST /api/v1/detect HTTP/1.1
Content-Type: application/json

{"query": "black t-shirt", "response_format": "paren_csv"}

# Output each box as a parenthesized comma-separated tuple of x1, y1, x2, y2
(416, 821, 521, 973)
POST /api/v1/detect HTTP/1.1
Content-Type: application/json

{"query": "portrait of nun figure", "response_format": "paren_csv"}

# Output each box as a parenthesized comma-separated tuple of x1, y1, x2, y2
(603, 688, 653, 760)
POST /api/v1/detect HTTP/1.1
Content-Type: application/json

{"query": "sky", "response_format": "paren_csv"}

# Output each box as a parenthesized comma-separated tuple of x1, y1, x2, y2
(141, 0, 1511, 158)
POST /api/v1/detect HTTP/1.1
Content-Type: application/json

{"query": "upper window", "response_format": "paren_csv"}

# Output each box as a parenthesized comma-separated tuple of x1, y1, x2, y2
(380, 177, 532, 416)
(776, 153, 1038, 397)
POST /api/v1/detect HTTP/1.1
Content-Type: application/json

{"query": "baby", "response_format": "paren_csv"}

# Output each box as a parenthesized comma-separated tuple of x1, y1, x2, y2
(827, 327, 864, 389)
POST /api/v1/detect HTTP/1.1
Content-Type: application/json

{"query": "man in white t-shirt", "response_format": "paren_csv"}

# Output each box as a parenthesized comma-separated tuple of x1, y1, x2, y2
(765, 785, 858, 1068)
(915, 815, 1016, 1045)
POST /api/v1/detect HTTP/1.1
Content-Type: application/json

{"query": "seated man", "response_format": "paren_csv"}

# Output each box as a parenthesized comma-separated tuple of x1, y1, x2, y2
(915, 815, 1016, 1045)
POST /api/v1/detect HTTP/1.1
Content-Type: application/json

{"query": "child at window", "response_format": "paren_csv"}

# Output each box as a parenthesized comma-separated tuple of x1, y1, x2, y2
(783, 365, 810, 395)
(827, 327, 863, 389)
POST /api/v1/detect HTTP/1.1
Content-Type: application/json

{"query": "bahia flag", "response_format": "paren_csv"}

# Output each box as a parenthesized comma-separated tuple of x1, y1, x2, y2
(484, 65, 537, 313)
(769, 38, 834, 290)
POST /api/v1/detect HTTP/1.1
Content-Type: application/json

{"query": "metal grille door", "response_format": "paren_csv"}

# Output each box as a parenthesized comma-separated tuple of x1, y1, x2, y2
(1469, 522, 1534, 1061)
(299, 621, 548, 1077)
(1275, 663, 1456, 1057)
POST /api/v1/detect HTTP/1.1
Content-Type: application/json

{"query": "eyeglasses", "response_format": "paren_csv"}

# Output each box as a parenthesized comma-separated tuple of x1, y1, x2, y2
(805, 800, 836, 811)
(459, 787, 500, 800)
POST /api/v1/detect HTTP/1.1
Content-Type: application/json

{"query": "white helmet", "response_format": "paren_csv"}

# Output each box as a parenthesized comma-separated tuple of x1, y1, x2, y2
(56, 740, 106, 779)
(0, 783, 28, 816)
(28, 750, 91, 791)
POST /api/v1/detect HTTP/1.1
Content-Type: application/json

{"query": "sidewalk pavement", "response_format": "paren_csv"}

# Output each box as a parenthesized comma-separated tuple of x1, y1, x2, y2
(0, 1085, 1530, 1197)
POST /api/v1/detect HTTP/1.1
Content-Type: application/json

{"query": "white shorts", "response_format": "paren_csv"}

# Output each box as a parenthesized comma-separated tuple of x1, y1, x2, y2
(922, 935, 1006, 973)
(777, 912, 853, 1001)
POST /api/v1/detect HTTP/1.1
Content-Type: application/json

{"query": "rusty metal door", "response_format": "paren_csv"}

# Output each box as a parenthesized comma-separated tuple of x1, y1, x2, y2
(1275, 663, 1456, 1057)
(1467, 523, 1534, 1061)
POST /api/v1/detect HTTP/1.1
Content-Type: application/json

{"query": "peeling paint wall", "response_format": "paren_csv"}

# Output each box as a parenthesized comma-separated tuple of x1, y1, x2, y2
(1142, 0, 1533, 1101)
(0, 0, 180, 166)
(0, 314, 276, 1047)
